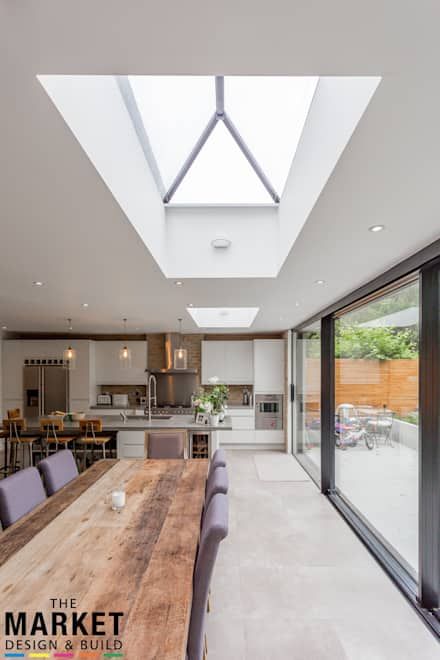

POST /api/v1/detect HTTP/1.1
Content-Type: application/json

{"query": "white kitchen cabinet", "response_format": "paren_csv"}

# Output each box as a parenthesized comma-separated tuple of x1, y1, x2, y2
(218, 408, 255, 445)
(117, 430, 146, 458)
(255, 430, 284, 446)
(95, 341, 147, 385)
(2, 340, 25, 401)
(201, 341, 253, 385)
(253, 339, 284, 393)
(69, 340, 96, 407)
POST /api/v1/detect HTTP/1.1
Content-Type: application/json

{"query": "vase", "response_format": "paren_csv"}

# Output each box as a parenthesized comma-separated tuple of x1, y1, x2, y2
(210, 413, 220, 426)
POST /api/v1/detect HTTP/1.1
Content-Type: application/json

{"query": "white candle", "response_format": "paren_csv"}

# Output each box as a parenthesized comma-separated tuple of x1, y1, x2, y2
(111, 489, 126, 511)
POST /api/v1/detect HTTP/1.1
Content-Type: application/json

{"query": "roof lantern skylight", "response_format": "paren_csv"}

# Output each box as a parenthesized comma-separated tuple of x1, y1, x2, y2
(120, 75, 318, 205)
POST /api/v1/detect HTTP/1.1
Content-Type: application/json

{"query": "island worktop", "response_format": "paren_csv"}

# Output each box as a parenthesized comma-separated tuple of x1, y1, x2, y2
(20, 415, 231, 460)
(25, 414, 233, 432)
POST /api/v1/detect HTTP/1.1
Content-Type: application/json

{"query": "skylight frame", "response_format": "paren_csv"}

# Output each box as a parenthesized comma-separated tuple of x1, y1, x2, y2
(187, 306, 260, 329)
(120, 75, 318, 206)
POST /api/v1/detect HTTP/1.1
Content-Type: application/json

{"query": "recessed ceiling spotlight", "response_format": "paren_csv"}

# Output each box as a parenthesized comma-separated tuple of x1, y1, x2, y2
(369, 224, 385, 233)
(1, 325, 7, 330)
(295, 301, 300, 307)
(32, 281, 44, 287)
(211, 238, 231, 249)
(81, 303, 89, 308)
(188, 303, 193, 307)
(315, 279, 325, 285)
(174, 280, 183, 287)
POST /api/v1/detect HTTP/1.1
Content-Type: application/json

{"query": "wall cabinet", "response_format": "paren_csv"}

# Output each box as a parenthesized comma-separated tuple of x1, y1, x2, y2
(95, 341, 147, 385)
(201, 341, 253, 385)
(253, 339, 284, 393)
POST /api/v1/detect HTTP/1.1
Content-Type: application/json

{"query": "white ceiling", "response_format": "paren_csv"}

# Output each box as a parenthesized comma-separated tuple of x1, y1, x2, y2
(1, 2, 440, 334)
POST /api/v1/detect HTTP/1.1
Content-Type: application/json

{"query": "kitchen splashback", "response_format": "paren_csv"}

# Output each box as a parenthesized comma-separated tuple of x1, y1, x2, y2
(98, 384, 146, 407)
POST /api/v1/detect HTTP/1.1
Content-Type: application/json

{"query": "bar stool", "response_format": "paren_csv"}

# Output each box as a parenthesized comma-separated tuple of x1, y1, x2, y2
(3, 419, 40, 473)
(7, 408, 21, 420)
(76, 419, 111, 470)
(39, 418, 76, 458)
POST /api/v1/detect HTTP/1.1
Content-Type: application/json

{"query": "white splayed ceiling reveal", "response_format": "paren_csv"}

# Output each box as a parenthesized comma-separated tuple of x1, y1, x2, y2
(187, 307, 259, 328)
(38, 75, 380, 279)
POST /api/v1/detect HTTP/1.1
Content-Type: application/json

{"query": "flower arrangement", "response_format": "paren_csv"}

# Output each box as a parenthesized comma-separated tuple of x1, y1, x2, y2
(193, 384, 229, 423)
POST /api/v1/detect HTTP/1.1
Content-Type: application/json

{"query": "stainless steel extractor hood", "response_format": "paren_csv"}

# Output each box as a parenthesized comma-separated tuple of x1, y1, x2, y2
(149, 333, 198, 374)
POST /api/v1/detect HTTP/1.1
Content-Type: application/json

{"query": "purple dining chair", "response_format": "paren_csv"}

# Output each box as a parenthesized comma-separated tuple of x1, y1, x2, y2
(0, 467, 47, 528)
(207, 448, 227, 481)
(187, 493, 229, 660)
(147, 432, 186, 459)
(37, 449, 79, 496)
(205, 466, 229, 511)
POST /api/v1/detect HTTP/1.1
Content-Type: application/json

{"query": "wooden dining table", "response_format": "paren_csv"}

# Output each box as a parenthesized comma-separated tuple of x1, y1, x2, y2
(0, 458, 208, 659)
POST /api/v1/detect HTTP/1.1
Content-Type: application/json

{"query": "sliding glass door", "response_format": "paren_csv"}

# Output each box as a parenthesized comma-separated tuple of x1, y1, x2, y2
(294, 322, 321, 484)
(334, 279, 419, 576)
(293, 249, 440, 634)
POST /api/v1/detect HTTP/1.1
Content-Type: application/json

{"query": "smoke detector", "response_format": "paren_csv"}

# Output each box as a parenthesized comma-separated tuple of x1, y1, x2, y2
(211, 238, 231, 249)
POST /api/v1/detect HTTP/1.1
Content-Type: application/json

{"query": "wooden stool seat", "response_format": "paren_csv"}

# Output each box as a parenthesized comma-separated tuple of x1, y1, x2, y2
(77, 436, 111, 445)
(10, 436, 40, 444)
(49, 435, 76, 444)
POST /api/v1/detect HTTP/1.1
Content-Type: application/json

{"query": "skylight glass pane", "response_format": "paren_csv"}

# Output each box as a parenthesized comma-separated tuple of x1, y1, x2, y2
(225, 76, 318, 195)
(187, 307, 259, 328)
(171, 121, 273, 204)
(128, 76, 213, 188)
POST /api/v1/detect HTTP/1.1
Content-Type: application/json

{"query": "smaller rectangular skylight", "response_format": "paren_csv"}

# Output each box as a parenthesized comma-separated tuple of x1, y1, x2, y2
(187, 307, 259, 328)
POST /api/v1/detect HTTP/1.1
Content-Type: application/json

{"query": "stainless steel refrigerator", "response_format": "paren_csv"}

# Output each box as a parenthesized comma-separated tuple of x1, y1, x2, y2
(23, 365, 69, 418)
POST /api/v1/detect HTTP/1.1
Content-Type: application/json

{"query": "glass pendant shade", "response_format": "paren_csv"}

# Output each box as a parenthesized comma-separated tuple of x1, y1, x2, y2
(174, 347, 188, 370)
(173, 317, 187, 369)
(63, 345, 76, 370)
(119, 345, 132, 368)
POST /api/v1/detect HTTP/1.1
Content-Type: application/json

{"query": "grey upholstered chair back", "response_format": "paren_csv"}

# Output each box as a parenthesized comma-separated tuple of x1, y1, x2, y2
(187, 493, 229, 660)
(38, 449, 79, 496)
(0, 467, 47, 528)
(205, 466, 229, 511)
(207, 448, 227, 481)
(147, 432, 185, 459)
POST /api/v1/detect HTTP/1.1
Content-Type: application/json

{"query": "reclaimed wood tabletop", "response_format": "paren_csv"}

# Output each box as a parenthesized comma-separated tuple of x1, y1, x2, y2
(0, 458, 208, 660)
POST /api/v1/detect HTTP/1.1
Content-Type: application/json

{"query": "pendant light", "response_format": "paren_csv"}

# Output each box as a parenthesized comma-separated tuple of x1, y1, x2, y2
(119, 318, 132, 368)
(63, 318, 77, 370)
(174, 318, 188, 369)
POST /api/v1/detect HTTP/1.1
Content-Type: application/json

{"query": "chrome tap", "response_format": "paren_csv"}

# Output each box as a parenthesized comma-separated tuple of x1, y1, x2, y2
(146, 374, 157, 421)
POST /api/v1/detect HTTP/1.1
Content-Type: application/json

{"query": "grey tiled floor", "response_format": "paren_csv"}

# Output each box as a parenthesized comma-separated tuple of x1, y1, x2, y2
(205, 451, 439, 660)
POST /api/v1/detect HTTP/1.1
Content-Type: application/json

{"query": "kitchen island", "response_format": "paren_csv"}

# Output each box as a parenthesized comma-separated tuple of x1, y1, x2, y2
(25, 415, 232, 459)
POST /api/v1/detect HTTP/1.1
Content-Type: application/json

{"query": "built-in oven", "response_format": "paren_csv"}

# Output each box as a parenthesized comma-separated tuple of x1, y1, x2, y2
(255, 394, 283, 430)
